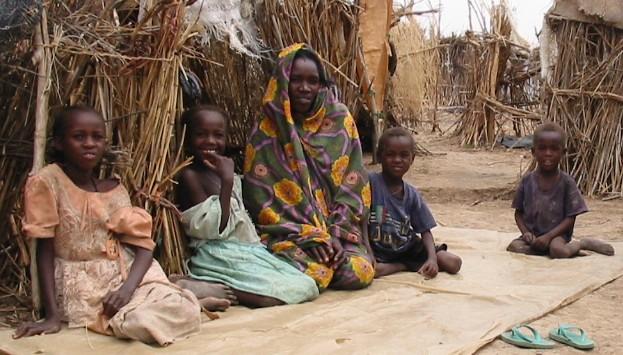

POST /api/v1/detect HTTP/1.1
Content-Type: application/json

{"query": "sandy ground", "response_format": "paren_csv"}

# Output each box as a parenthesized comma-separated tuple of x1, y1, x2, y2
(365, 124, 623, 354)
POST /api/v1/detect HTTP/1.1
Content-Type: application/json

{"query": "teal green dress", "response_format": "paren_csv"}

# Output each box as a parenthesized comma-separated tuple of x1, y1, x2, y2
(181, 176, 319, 304)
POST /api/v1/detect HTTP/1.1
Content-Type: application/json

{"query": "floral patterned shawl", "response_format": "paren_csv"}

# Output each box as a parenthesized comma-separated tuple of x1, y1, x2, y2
(243, 44, 370, 250)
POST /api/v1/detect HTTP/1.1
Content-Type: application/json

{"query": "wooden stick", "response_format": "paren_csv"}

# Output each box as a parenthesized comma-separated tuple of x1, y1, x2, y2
(30, 5, 52, 311)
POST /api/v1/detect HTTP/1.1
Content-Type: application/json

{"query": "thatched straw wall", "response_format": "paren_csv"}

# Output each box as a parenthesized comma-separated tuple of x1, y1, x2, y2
(542, 17, 623, 197)
(0, 0, 364, 323)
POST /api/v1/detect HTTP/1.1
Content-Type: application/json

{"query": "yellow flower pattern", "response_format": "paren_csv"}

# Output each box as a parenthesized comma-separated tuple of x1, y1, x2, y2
(259, 116, 278, 137)
(263, 78, 278, 104)
(258, 207, 280, 225)
(284, 100, 294, 124)
(361, 182, 371, 208)
(284, 143, 298, 172)
(274, 178, 304, 205)
(344, 113, 358, 139)
(350, 255, 374, 284)
(314, 189, 330, 217)
(305, 262, 334, 290)
(303, 107, 326, 133)
(243, 144, 255, 174)
(272, 241, 296, 254)
(331, 155, 350, 186)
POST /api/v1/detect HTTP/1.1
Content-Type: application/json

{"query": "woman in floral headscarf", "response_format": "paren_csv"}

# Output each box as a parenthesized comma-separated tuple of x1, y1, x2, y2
(243, 44, 375, 291)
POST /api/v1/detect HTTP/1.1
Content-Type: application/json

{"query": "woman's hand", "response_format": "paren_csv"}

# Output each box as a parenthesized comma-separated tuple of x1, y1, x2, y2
(419, 257, 439, 279)
(102, 286, 133, 318)
(203, 151, 234, 183)
(13, 317, 61, 339)
(305, 243, 333, 264)
(328, 238, 346, 269)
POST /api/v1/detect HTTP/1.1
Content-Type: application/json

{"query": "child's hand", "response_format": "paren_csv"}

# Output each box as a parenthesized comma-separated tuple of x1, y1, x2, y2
(13, 317, 61, 339)
(419, 257, 439, 279)
(531, 236, 550, 252)
(521, 232, 535, 244)
(102, 287, 133, 318)
(203, 151, 234, 182)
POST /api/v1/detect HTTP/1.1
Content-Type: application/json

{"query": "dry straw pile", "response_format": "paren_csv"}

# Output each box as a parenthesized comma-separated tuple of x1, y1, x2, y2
(543, 16, 623, 197)
(0, 0, 364, 323)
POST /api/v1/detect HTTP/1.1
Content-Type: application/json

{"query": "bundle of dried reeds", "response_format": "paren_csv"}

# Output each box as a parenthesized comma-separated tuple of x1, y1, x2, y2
(389, 19, 440, 130)
(454, 3, 540, 147)
(544, 17, 623, 197)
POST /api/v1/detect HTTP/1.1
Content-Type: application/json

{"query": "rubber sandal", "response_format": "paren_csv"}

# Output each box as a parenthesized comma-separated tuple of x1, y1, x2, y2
(549, 324, 595, 350)
(500, 324, 555, 349)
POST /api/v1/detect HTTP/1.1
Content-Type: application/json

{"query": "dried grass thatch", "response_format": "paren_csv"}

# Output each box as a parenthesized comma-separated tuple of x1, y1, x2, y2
(542, 16, 623, 197)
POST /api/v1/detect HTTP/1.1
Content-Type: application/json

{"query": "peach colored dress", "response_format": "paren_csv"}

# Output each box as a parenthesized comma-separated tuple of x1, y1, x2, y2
(22, 164, 201, 346)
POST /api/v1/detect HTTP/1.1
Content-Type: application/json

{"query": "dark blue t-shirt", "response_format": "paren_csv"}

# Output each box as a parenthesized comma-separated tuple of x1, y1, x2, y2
(368, 173, 437, 261)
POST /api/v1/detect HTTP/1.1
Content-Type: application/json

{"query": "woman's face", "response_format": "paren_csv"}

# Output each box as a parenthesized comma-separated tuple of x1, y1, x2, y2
(288, 57, 321, 115)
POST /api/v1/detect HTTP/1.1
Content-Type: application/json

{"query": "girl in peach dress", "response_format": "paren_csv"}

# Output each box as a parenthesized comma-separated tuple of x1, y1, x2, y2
(14, 106, 213, 346)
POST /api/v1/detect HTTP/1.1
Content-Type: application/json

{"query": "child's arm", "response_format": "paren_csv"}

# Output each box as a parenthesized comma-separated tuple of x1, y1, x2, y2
(203, 152, 234, 233)
(419, 230, 439, 279)
(13, 239, 61, 338)
(101, 246, 153, 318)
(514, 210, 535, 243)
(532, 216, 576, 251)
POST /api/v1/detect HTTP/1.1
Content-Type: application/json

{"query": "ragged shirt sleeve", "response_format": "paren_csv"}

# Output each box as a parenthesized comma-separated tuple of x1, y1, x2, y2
(181, 196, 236, 241)
(107, 207, 156, 251)
(564, 174, 588, 218)
(22, 175, 58, 238)
(410, 188, 437, 233)
(511, 176, 526, 211)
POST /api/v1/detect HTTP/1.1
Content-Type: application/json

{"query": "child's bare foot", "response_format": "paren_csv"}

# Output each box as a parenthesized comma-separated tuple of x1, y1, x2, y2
(199, 297, 231, 312)
(580, 238, 615, 256)
(375, 262, 407, 278)
(175, 278, 238, 304)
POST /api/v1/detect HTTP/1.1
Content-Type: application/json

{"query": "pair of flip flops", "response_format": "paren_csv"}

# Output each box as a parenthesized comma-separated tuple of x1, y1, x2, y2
(501, 324, 595, 350)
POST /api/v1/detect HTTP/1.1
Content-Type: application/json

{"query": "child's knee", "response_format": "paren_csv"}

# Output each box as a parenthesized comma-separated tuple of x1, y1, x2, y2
(549, 244, 572, 259)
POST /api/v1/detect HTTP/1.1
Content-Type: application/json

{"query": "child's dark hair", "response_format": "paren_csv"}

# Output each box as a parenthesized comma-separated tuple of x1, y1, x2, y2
(293, 48, 329, 87)
(180, 105, 230, 143)
(533, 122, 566, 146)
(48, 105, 106, 163)
(376, 126, 416, 161)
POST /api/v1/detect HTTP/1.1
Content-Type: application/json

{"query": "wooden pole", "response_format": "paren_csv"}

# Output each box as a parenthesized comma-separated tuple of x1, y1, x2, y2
(30, 5, 52, 311)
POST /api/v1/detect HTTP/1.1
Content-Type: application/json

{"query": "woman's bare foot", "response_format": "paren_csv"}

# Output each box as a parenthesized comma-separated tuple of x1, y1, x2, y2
(580, 238, 615, 256)
(199, 297, 231, 312)
(174, 278, 238, 304)
(375, 262, 407, 278)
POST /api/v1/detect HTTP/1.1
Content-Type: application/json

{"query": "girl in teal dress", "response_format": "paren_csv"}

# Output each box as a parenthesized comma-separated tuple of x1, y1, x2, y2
(176, 105, 319, 308)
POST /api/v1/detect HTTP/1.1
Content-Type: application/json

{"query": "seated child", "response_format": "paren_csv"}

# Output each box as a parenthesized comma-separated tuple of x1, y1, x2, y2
(175, 105, 319, 308)
(14, 106, 202, 346)
(368, 127, 462, 278)
(507, 122, 615, 258)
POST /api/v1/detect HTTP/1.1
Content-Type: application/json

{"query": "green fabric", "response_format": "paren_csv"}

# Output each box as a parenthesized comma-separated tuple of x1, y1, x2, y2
(181, 176, 319, 304)
(242, 43, 371, 252)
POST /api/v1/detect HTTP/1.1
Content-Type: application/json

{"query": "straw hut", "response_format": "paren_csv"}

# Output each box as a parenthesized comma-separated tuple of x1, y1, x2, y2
(0, 0, 392, 322)
(541, 0, 623, 197)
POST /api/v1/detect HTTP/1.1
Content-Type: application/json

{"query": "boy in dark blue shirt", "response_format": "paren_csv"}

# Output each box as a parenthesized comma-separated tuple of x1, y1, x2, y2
(369, 127, 462, 278)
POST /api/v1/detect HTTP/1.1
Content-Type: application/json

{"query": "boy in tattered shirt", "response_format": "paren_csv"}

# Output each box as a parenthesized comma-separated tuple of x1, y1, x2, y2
(507, 122, 614, 258)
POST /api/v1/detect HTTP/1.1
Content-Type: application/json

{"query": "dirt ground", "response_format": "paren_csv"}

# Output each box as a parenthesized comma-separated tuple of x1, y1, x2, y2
(365, 123, 623, 354)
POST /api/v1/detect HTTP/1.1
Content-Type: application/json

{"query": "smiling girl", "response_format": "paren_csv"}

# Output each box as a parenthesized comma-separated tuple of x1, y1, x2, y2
(14, 106, 201, 345)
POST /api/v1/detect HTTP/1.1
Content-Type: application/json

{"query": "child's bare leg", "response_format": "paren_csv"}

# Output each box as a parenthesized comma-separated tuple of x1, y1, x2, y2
(436, 251, 462, 274)
(232, 290, 284, 308)
(173, 277, 237, 303)
(579, 238, 615, 256)
(375, 262, 407, 278)
(198, 297, 231, 312)
(506, 239, 538, 255)
(549, 236, 581, 258)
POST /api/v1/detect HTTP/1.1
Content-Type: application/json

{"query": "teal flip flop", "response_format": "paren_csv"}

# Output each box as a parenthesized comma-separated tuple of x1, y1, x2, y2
(500, 324, 556, 349)
(549, 324, 595, 350)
